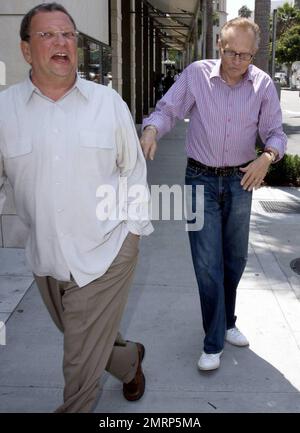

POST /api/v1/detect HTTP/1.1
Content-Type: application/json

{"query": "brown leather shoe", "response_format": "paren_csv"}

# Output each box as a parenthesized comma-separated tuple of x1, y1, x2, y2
(123, 343, 145, 401)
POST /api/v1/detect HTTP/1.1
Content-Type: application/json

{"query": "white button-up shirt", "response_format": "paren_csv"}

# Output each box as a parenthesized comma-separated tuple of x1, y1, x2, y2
(0, 76, 153, 287)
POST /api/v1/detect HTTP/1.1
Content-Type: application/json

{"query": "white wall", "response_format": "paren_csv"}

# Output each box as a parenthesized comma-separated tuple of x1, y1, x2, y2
(0, 0, 109, 42)
(0, 16, 29, 85)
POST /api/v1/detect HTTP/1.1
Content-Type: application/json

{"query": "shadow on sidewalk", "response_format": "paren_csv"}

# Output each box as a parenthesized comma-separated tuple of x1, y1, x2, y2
(0, 275, 300, 412)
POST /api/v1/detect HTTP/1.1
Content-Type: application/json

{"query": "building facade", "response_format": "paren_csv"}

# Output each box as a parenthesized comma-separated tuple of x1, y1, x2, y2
(213, 0, 227, 59)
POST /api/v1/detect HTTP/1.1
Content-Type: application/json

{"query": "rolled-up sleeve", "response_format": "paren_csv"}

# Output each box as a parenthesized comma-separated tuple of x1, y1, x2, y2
(258, 79, 287, 160)
(116, 98, 154, 236)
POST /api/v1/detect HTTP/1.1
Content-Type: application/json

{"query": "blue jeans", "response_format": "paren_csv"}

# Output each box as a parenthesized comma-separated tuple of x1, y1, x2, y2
(185, 163, 252, 354)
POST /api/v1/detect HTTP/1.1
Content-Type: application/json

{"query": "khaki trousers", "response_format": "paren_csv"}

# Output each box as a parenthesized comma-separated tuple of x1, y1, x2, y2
(34, 233, 140, 413)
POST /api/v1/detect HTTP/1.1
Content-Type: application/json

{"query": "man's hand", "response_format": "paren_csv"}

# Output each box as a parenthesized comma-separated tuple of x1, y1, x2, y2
(140, 127, 157, 160)
(239, 152, 274, 191)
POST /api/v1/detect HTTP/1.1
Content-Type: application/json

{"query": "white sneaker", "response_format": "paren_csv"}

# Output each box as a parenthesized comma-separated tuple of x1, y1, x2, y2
(225, 327, 249, 347)
(197, 351, 223, 371)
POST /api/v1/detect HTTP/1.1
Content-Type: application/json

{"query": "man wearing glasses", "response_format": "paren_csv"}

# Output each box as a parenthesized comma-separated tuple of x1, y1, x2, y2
(141, 18, 287, 371)
(0, 3, 153, 412)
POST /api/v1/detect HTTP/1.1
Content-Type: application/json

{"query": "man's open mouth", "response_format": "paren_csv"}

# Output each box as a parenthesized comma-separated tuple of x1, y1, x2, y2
(51, 53, 69, 63)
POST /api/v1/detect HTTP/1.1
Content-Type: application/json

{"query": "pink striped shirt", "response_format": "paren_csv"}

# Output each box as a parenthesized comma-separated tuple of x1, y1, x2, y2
(143, 60, 287, 167)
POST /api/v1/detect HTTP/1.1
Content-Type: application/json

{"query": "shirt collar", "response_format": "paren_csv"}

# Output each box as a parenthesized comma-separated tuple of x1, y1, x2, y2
(74, 75, 90, 100)
(210, 59, 222, 79)
(23, 74, 37, 104)
(245, 65, 255, 82)
(210, 59, 254, 83)
(22, 72, 90, 104)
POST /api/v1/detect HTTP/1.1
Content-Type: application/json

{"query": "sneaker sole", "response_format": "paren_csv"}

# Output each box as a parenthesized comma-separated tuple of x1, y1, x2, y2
(225, 338, 249, 347)
(198, 363, 220, 371)
(197, 351, 223, 371)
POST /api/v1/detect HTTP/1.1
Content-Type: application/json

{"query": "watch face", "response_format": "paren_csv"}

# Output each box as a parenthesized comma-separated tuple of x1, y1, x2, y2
(263, 150, 274, 161)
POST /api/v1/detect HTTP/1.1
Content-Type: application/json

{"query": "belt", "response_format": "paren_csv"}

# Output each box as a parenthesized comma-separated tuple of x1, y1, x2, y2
(187, 158, 251, 177)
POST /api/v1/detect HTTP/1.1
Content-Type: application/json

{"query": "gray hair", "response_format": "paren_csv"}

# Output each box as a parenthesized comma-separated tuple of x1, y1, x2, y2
(220, 17, 261, 50)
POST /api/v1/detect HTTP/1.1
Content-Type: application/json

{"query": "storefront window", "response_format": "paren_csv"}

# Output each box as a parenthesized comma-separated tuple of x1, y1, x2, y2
(102, 45, 112, 87)
(77, 33, 112, 85)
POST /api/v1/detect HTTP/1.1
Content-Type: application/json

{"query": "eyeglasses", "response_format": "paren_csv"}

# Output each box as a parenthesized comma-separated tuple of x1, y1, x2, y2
(222, 49, 253, 61)
(29, 30, 79, 41)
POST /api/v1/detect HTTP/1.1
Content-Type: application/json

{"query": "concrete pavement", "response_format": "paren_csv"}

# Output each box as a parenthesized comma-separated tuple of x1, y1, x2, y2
(0, 120, 300, 413)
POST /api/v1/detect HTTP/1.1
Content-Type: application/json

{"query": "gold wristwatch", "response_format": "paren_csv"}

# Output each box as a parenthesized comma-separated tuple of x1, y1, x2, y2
(144, 125, 158, 134)
(263, 148, 276, 163)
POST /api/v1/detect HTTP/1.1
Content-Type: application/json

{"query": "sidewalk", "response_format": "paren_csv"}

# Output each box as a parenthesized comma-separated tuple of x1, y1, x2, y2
(0, 120, 300, 412)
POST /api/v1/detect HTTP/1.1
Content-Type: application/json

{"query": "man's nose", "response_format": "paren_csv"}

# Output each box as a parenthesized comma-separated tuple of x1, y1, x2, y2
(232, 54, 242, 64)
(54, 32, 67, 43)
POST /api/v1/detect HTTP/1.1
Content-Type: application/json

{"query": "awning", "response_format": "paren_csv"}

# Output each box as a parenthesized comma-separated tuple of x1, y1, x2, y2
(145, 0, 200, 51)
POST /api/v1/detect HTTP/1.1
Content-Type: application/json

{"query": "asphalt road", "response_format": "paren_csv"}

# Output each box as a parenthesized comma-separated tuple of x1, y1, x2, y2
(281, 89, 300, 155)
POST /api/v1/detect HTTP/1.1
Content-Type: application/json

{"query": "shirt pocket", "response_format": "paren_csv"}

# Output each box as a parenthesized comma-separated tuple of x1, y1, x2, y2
(1, 138, 34, 188)
(2, 139, 32, 159)
(78, 129, 116, 177)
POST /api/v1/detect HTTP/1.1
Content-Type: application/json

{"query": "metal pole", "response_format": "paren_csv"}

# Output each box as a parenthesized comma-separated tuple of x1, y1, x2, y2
(202, 0, 207, 60)
(271, 9, 277, 79)
(194, 13, 199, 60)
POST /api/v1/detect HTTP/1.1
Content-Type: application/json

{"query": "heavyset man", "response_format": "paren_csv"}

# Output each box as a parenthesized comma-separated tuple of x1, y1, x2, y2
(0, 2, 153, 412)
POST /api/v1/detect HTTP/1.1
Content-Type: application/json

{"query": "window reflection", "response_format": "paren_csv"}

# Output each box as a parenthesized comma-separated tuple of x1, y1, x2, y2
(77, 33, 112, 86)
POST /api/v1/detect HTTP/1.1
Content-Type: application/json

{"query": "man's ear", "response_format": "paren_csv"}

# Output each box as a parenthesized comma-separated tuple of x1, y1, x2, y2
(218, 39, 223, 55)
(20, 41, 32, 64)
